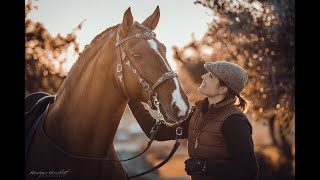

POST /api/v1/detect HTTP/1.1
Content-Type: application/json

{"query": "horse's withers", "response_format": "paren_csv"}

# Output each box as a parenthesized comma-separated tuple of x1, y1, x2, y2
(26, 6, 190, 180)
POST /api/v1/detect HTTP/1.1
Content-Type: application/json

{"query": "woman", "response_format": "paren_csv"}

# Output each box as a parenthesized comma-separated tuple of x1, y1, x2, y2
(128, 61, 259, 180)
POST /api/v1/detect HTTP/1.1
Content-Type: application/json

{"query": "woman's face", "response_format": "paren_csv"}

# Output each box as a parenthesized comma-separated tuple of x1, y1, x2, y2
(198, 72, 226, 97)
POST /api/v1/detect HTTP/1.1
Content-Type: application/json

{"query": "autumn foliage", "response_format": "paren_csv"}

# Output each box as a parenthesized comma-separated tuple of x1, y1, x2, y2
(25, 0, 82, 95)
(174, 0, 295, 178)
(25, 0, 295, 178)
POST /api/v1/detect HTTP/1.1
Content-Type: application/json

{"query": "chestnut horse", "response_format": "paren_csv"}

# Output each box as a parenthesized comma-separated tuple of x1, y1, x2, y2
(25, 6, 190, 180)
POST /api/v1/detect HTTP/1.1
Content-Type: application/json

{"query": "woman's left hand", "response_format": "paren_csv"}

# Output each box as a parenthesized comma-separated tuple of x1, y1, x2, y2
(184, 157, 206, 175)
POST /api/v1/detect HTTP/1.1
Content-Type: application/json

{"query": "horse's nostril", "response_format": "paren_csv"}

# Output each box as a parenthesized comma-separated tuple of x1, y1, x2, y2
(173, 102, 179, 111)
(173, 102, 188, 121)
(172, 102, 181, 117)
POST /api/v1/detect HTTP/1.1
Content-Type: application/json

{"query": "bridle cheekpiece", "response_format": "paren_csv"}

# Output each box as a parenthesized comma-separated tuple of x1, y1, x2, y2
(115, 26, 178, 110)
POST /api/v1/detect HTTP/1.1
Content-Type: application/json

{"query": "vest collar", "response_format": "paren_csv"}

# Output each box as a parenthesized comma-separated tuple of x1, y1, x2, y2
(195, 97, 236, 114)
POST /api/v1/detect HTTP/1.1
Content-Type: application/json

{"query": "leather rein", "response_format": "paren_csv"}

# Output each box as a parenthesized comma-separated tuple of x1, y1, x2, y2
(39, 27, 184, 179)
(115, 27, 184, 178)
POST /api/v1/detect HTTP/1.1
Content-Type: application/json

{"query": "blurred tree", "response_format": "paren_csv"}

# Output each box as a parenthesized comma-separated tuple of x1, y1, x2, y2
(174, 0, 294, 178)
(25, 0, 82, 95)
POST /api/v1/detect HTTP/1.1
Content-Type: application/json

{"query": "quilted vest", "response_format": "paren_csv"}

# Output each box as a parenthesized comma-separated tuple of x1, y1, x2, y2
(188, 98, 246, 160)
(187, 97, 246, 180)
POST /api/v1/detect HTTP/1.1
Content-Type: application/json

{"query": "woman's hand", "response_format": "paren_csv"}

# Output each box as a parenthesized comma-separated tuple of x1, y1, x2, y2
(184, 157, 206, 175)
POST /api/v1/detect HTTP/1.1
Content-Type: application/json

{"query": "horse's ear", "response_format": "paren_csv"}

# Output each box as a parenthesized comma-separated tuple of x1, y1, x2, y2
(121, 7, 133, 35)
(142, 6, 160, 31)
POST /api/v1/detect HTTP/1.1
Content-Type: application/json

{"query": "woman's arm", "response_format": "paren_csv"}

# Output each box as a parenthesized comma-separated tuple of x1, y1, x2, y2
(203, 114, 259, 179)
(128, 100, 195, 141)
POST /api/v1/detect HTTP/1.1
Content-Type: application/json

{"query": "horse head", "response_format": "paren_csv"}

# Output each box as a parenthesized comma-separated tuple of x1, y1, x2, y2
(26, 7, 191, 180)
(116, 7, 190, 124)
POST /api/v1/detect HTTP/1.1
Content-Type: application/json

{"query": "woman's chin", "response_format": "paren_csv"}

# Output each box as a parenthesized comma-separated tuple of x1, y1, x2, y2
(198, 86, 205, 93)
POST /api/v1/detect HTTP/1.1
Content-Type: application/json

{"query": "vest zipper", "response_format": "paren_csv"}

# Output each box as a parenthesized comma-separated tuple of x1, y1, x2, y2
(195, 132, 200, 149)
(194, 112, 209, 149)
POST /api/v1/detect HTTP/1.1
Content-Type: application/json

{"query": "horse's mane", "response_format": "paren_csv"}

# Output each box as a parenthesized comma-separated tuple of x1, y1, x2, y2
(88, 24, 120, 48)
(55, 22, 151, 99)
(81, 23, 120, 56)
(55, 24, 120, 99)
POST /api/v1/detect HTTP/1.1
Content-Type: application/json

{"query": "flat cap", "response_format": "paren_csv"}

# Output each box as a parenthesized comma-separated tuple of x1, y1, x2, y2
(204, 61, 248, 94)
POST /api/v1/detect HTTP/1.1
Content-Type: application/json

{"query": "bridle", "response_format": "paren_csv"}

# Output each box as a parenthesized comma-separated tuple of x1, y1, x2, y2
(115, 26, 177, 110)
(37, 26, 185, 179)
(115, 26, 184, 178)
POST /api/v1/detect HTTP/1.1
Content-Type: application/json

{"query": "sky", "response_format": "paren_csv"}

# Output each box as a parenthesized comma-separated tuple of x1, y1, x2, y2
(27, 0, 213, 71)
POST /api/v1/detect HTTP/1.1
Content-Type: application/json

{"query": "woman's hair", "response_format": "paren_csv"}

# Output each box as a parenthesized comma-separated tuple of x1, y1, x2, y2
(218, 79, 250, 113)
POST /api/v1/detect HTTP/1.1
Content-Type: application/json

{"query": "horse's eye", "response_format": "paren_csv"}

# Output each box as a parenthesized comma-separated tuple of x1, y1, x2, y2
(132, 53, 141, 58)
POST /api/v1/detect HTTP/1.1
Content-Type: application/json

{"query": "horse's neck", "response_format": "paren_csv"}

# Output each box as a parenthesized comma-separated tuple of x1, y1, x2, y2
(44, 34, 128, 157)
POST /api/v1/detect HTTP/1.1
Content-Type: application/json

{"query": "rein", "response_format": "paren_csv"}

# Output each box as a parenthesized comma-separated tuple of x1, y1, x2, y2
(40, 99, 183, 179)
(128, 99, 183, 179)
(39, 27, 184, 179)
(115, 27, 184, 178)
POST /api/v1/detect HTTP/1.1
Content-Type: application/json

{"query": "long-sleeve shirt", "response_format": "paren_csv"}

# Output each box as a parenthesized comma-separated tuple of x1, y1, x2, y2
(128, 100, 258, 180)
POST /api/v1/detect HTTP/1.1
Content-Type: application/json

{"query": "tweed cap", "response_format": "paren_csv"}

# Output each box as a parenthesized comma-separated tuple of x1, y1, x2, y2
(204, 61, 248, 94)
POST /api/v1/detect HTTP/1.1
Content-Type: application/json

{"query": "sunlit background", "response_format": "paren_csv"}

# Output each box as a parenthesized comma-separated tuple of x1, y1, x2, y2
(26, 0, 212, 74)
(25, 0, 295, 179)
